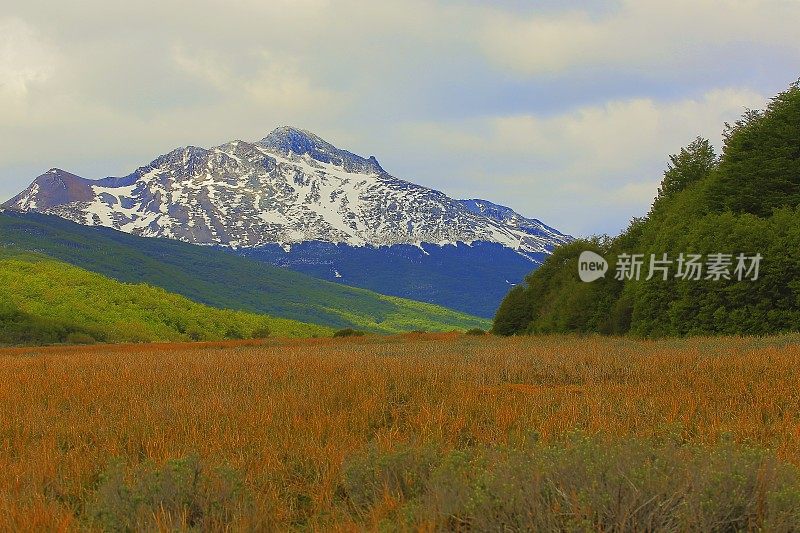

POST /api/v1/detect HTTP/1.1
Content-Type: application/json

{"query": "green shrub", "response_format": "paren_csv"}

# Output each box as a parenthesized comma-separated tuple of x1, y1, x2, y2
(342, 445, 440, 512)
(339, 436, 800, 531)
(464, 328, 486, 336)
(65, 332, 96, 345)
(87, 455, 251, 531)
(223, 326, 245, 340)
(251, 326, 271, 339)
(333, 328, 366, 338)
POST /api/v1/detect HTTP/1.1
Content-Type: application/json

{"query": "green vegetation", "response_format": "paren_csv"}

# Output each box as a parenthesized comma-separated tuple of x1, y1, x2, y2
(332, 328, 366, 338)
(464, 327, 487, 336)
(0, 250, 330, 345)
(87, 455, 250, 532)
(341, 436, 800, 531)
(0, 212, 490, 334)
(39, 429, 800, 531)
(495, 81, 800, 337)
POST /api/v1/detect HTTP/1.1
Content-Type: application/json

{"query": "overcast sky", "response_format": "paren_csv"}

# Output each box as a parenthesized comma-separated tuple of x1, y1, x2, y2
(1, 0, 798, 236)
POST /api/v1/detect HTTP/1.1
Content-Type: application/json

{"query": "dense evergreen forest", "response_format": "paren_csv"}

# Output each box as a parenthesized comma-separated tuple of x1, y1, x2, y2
(494, 81, 800, 337)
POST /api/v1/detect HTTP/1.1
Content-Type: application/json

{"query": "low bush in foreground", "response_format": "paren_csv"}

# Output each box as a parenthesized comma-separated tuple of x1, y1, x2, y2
(342, 436, 800, 531)
(87, 455, 251, 531)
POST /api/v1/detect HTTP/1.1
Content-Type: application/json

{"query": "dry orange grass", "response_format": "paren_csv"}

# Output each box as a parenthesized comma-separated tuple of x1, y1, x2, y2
(2, 333, 800, 530)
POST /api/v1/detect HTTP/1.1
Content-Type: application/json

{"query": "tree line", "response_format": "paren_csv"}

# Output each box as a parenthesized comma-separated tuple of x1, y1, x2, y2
(494, 81, 800, 337)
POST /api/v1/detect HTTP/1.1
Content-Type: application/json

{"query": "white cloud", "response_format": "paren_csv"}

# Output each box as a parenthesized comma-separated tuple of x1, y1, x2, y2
(406, 87, 765, 168)
(400, 87, 768, 234)
(491, 87, 765, 172)
(172, 47, 344, 114)
(0, 17, 55, 98)
(481, 0, 800, 75)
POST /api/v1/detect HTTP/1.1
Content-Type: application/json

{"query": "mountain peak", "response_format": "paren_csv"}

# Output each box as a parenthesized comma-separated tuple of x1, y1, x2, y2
(2, 168, 93, 210)
(32, 168, 88, 187)
(259, 126, 384, 175)
(260, 126, 328, 154)
(266, 125, 320, 139)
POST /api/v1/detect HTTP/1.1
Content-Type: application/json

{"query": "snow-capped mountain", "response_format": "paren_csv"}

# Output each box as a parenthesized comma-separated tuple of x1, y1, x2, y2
(4, 127, 569, 255)
(3, 127, 571, 317)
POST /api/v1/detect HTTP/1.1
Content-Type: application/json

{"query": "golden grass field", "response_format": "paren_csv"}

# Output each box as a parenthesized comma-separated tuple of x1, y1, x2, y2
(3, 333, 800, 530)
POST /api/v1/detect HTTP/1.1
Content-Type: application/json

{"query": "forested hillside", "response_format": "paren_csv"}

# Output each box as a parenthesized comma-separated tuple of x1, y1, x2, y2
(0, 212, 490, 333)
(0, 251, 331, 345)
(494, 82, 800, 337)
